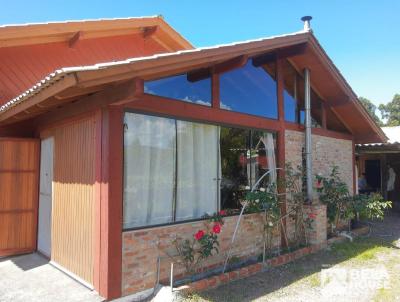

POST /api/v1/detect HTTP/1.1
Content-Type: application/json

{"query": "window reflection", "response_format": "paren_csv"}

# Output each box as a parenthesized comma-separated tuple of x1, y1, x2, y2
(220, 59, 278, 119)
(283, 60, 299, 123)
(144, 74, 212, 106)
(220, 127, 250, 210)
(220, 127, 276, 210)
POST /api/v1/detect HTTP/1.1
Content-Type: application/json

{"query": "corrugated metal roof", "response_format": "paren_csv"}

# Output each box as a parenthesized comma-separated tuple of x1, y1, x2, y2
(0, 15, 160, 28)
(358, 126, 400, 146)
(382, 126, 400, 144)
(0, 30, 306, 113)
(0, 33, 166, 105)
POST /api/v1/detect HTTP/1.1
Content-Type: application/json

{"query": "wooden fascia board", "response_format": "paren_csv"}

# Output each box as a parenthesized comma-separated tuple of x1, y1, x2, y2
(307, 34, 386, 142)
(0, 18, 159, 46)
(0, 33, 309, 124)
(34, 79, 138, 130)
(0, 74, 77, 123)
(74, 33, 310, 86)
(0, 17, 192, 50)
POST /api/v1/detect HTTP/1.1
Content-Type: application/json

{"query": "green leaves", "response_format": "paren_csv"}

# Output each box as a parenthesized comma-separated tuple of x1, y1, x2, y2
(378, 94, 400, 126)
(173, 213, 225, 274)
(317, 167, 392, 227)
(316, 166, 351, 225)
(351, 193, 392, 221)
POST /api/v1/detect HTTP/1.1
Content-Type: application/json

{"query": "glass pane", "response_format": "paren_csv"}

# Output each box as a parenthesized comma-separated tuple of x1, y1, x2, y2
(251, 131, 277, 189)
(311, 91, 322, 128)
(283, 61, 298, 123)
(220, 127, 250, 210)
(176, 121, 219, 220)
(123, 113, 176, 228)
(220, 59, 278, 119)
(144, 74, 211, 106)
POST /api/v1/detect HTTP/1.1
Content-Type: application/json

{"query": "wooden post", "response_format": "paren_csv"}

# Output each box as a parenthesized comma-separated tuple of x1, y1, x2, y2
(99, 106, 123, 299)
(211, 73, 220, 108)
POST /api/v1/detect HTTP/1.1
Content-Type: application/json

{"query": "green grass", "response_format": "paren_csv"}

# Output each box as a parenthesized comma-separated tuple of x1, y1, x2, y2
(373, 287, 393, 302)
(308, 273, 321, 287)
(330, 238, 394, 262)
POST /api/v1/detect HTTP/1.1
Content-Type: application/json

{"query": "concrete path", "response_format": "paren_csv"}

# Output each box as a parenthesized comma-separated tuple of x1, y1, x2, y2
(0, 253, 103, 302)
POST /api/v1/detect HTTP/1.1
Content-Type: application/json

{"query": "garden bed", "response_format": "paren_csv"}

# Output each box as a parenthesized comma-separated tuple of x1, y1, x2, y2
(327, 225, 370, 245)
(175, 243, 326, 293)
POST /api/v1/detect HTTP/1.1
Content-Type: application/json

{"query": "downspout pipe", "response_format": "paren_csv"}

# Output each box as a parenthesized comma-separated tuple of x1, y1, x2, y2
(304, 68, 313, 202)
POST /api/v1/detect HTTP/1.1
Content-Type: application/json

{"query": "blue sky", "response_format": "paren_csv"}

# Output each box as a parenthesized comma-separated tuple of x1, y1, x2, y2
(1, 1, 399, 107)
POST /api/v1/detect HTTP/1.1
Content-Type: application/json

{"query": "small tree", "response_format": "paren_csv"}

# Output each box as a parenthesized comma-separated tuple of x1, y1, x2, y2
(316, 166, 352, 230)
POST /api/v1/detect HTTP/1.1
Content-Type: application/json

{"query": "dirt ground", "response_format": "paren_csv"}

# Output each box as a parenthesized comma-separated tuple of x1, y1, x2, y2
(182, 212, 400, 302)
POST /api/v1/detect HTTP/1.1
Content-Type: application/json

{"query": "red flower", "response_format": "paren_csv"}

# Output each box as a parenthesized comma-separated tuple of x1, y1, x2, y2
(194, 230, 205, 240)
(212, 223, 221, 234)
(308, 213, 317, 219)
(219, 210, 227, 216)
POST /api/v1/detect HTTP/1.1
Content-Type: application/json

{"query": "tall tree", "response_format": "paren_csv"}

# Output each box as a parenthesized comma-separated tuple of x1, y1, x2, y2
(359, 97, 383, 126)
(379, 94, 400, 126)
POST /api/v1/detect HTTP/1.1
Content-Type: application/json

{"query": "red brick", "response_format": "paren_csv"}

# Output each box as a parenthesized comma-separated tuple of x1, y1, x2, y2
(207, 276, 219, 288)
(239, 267, 249, 278)
(219, 273, 229, 284)
(228, 271, 239, 280)
(192, 279, 208, 291)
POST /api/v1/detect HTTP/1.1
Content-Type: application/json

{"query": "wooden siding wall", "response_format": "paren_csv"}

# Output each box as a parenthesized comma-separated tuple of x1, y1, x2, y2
(51, 116, 96, 285)
(0, 138, 39, 256)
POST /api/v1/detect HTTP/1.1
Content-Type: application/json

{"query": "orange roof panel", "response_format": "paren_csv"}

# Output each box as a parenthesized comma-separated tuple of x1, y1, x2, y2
(0, 16, 193, 105)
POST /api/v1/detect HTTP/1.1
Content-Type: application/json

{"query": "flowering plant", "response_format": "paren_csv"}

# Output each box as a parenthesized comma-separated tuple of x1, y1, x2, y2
(172, 211, 226, 274)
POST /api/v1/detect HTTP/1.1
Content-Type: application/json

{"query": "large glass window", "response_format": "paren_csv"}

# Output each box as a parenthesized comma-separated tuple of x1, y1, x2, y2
(220, 59, 278, 119)
(123, 112, 277, 229)
(123, 114, 176, 228)
(176, 121, 219, 221)
(283, 60, 323, 127)
(123, 113, 219, 229)
(283, 60, 300, 123)
(220, 128, 276, 210)
(144, 74, 212, 106)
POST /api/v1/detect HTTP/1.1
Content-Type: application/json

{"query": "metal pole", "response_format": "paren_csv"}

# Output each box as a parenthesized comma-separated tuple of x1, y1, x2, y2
(304, 68, 313, 203)
(170, 262, 174, 293)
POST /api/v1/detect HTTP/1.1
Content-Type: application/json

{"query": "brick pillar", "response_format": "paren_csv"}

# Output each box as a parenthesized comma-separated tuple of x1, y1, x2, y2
(303, 203, 327, 248)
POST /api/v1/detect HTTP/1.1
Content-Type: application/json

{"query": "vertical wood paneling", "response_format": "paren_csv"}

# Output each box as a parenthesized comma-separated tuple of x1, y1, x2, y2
(52, 116, 96, 285)
(0, 138, 39, 257)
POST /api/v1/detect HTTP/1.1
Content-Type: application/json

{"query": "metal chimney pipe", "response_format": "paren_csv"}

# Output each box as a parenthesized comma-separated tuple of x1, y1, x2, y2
(301, 16, 312, 31)
(304, 68, 313, 202)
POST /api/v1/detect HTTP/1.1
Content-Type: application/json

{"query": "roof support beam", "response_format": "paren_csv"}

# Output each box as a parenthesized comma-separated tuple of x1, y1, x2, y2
(213, 55, 248, 74)
(69, 31, 81, 48)
(187, 55, 248, 82)
(142, 26, 158, 39)
(187, 68, 211, 82)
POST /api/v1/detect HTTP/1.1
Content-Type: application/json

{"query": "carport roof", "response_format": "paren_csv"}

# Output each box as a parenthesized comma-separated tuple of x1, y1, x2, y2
(0, 28, 387, 144)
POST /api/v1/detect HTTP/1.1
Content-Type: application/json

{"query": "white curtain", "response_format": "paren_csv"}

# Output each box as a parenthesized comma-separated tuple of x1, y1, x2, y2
(176, 121, 219, 220)
(123, 113, 176, 228)
(261, 133, 277, 185)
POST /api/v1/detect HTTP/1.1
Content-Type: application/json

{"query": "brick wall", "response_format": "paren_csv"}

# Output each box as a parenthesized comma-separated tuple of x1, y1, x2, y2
(122, 213, 281, 296)
(285, 130, 354, 193)
(284, 130, 353, 240)
(121, 130, 354, 297)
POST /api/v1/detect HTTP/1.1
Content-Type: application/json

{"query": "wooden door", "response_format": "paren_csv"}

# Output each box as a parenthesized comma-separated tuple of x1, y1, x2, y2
(51, 116, 96, 285)
(0, 138, 40, 257)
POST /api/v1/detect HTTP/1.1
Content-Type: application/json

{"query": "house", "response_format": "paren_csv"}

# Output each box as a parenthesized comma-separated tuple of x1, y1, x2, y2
(356, 126, 400, 210)
(0, 16, 386, 300)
